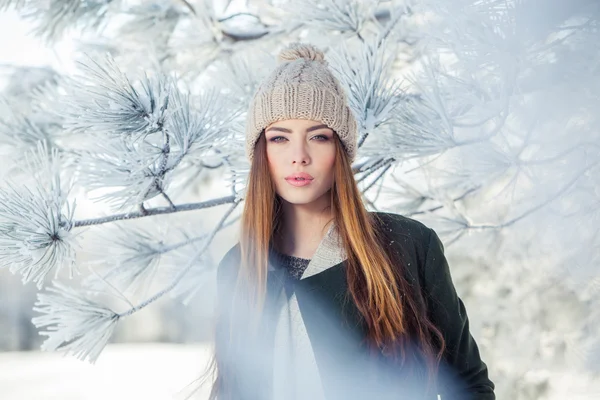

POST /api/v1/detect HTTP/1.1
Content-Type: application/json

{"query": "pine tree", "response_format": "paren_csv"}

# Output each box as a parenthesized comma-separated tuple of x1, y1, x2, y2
(0, 0, 599, 398)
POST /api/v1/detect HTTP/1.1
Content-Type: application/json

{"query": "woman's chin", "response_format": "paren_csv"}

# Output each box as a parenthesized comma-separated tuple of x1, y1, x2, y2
(277, 190, 328, 207)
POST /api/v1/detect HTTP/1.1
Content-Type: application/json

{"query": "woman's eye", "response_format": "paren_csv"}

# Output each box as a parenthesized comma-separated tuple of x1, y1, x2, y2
(312, 134, 330, 141)
(268, 134, 330, 142)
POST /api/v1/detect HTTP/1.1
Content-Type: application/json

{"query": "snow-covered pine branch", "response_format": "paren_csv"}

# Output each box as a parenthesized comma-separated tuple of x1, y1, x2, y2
(365, 88, 458, 159)
(14, 0, 122, 43)
(0, 0, 25, 11)
(71, 195, 237, 228)
(0, 142, 79, 289)
(0, 69, 69, 177)
(76, 137, 176, 210)
(0, 95, 54, 151)
(62, 53, 172, 139)
(285, 0, 379, 36)
(59, 53, 243, 210)
(210, 50, 276, 107)
(118, 2, 183, 48)
(80, 218, 224, 297)
(32, 281, 120, 364)
(30, 199, 239, 363)
(82, 223, 186, 297)
(80, 212, 239, 305)
(328, 37, 404, 148)
(117, 199, 240, 315)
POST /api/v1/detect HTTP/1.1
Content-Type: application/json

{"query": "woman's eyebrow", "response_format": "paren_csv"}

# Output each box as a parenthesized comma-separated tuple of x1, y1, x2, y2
(265, 124, 329, 133)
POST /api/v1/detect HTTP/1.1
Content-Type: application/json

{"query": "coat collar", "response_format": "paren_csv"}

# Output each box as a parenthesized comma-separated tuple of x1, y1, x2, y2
(268, 221, 348, 279)
(301, 221, 347, 279)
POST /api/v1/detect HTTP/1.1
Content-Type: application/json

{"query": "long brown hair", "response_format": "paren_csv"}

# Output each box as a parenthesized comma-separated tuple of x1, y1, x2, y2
(200, 130, 446, 399)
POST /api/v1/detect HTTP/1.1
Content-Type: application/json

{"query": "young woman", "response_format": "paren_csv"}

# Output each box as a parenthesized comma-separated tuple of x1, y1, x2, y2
(204, 42, 496, 400)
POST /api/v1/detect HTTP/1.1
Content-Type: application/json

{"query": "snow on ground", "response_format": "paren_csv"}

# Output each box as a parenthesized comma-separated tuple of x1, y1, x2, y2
(2, 340, 600, 399)
(0, 343, 213, 400)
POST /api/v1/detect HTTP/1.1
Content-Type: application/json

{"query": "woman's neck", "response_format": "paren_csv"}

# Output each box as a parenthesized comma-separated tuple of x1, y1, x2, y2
(275, 200, 333, 259)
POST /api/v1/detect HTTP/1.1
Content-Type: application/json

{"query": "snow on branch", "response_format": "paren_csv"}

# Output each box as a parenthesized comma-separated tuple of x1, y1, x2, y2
(119, 200, 239, 317)
(30, 200, 239, 364)
(119, 2, 182, 44)
(0, 142, 79, 288)
(60, 54, 242, 210)
(18, 0, 121, 43)
(359, 57, 460, 161)
(82, 223, 176, 297)
(286, 0, 379, 35)
(71, 195, 237, 228)
(0, 96, 53, 150)
(62, 53, 171, 139)
(210, 51, 276, 106)
(0, 0, 26, 11)
(327, 38, 404, 146)
(166, 85, 244, 164)
(32, 281, 120, 364)
(76, 136, 174, 209)
(81, 220, 222, 298)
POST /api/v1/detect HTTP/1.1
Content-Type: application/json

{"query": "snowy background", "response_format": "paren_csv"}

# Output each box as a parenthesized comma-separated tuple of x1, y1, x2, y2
(0, 343, 212, 400)
(1, 1, 599, 399)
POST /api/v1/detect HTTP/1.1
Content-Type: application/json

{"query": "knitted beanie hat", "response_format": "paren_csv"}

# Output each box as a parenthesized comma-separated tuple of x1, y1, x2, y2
(245, 42, 358, 162)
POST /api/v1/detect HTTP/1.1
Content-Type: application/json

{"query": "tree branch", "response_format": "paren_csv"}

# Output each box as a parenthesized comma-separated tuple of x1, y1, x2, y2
(470, 159, 600, 230)
(404, 186, 481, 217)
(118, 200, 240, 318)
(361, 163, 392, 193)
(73, 195, 237, 228)
(355, 158, 396, 184)
(176, 0, 196, 15)
(218, 12, 261, 23)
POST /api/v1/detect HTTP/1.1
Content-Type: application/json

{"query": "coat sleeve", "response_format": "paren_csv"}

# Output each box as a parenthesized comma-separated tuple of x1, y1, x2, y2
(422, 228, 496, 400)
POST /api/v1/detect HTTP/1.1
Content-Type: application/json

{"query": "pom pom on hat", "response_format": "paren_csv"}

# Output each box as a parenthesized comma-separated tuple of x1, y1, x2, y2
(277, 42, 325, 63)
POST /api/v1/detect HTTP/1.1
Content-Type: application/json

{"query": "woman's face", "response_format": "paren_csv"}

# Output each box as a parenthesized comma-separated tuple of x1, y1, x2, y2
(264, 119, 336, 208)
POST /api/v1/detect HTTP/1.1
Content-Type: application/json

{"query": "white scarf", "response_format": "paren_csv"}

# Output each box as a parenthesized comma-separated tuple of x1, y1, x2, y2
(269, 222, 347, 400)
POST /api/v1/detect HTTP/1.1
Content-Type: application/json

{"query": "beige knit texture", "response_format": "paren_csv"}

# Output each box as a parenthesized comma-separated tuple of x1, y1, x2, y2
(245, 42, 358, 162)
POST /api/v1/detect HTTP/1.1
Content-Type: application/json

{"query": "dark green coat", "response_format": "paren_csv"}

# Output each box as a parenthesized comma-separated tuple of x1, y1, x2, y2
(215, 211, 495, 400)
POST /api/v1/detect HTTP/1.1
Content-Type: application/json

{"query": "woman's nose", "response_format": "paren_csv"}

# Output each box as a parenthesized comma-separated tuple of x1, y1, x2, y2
(291, 142, 310, 165)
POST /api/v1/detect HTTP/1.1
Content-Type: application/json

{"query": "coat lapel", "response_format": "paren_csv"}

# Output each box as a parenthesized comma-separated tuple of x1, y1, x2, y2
(270, 221, 347, 400)
(301, 221, 347, 279)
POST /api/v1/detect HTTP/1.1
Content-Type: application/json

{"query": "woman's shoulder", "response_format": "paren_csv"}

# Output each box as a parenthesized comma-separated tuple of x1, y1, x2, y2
(369, 211, 432, 245)
(368, 211, 438, 288)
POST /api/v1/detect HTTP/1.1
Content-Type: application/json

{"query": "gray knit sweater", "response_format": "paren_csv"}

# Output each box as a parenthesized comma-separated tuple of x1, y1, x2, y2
(271, 250, 311, 280)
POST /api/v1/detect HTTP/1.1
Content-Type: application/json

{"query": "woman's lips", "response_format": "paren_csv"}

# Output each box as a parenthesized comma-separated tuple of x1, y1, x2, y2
(285, 178, 313, 187)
